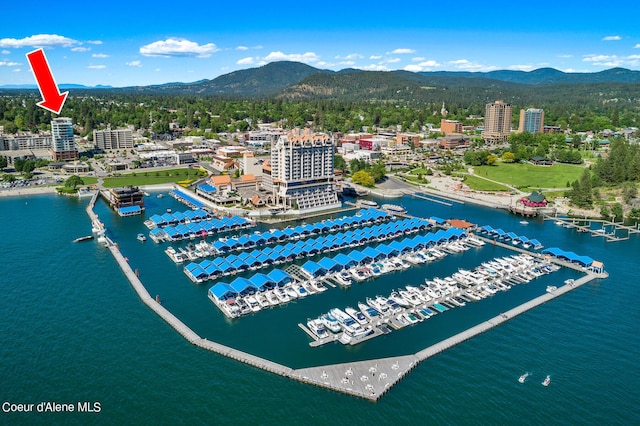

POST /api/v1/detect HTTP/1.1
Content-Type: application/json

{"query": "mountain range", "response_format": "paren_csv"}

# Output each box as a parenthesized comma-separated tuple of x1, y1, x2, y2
(3, 61, 640, 101)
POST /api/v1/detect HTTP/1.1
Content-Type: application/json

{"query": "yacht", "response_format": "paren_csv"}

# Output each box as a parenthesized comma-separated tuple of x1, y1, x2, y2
(309, 280, 327, 292)
(274, 287, 291, 303)
(345, 307, 369, 325)
(518, 372, 529, 383)
(137, 233, 147, 242)
(334, 271, 353, 286)
(244, 296, 261, 312)
(321, 313, 342, 333)
(542, 375, 551, 386)
(366, 296, 389, 315)
(358, 302, 380, 320)
(307, 318, 329, 339)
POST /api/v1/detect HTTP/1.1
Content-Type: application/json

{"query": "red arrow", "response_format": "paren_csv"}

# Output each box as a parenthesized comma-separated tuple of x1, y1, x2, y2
(26, 48, 68, 114)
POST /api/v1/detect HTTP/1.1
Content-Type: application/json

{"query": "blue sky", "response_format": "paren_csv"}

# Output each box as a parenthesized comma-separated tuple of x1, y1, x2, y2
(1, 0, 640, 87)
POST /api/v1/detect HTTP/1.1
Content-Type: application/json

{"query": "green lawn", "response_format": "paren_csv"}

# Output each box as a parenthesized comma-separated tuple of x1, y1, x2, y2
(474, 162, 585, 190)
(462, 175, 511, 192)
(102, 169, 205, 188)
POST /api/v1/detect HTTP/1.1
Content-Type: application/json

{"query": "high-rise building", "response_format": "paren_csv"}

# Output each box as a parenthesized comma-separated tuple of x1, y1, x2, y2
(50, 117, 77, 161)
(263, 128, 340, 212)
(482, 100, 512, 143)
(94, 128, 134, 150)
(518, 108, 544, 134)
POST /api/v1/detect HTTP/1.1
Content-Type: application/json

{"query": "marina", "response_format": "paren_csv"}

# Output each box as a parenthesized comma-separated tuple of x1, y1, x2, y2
(82, 186, 611, 401)
(543, 214, 640, 242)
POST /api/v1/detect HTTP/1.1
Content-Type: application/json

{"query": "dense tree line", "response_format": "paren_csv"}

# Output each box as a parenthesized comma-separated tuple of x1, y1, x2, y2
(1, 82, 639, 138)
(592, 137, 640, 183)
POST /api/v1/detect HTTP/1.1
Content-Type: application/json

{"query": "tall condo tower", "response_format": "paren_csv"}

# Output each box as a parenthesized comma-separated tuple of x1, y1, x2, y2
(50, 117, 78, 161)
(482, 100, 512, 143)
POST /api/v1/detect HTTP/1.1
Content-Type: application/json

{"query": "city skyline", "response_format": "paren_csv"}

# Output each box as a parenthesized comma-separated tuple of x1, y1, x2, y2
(1, 0, 640, 87)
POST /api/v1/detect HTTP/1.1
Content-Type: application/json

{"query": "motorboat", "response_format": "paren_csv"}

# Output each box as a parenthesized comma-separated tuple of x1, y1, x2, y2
(358, 302, 380, 320)
(334, 271, 352, 286)
(321, 313, 342, 333)
(309, 280, 327, 292)
(137, 233, 147, 242)
(518, 372, 529, 383)
(345, 307, 369, 325)
(542, 375, 551, 386)
(520, 220, 529, 225)
(307, 318, 329, 339)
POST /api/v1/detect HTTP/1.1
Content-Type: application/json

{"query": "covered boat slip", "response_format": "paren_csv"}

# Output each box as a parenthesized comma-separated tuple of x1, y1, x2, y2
(477, 225, 543, 249)
(186, 216, 437, 282)
(149, 215, 254, 242)
(169, 189, 205, 209)
(117, 205, 143, 217)
(145, 208, 211, 229)
(206, 227, 468, 303)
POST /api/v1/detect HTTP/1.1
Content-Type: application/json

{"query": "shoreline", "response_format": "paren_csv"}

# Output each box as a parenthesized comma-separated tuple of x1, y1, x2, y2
(0, 186, 59, 198)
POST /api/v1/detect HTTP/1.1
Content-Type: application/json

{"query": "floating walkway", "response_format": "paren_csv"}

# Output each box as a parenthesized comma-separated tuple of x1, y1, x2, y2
(543, 214, 640, 243)
(88, 199, 607, 401)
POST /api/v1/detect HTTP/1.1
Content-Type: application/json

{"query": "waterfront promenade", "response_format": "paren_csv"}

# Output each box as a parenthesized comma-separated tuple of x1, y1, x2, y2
(88, 199, 607, 401)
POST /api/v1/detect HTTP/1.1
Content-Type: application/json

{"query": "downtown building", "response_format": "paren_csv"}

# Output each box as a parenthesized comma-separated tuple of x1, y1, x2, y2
(262, 128, 340, 213)
(50, 117, 78, 161)
(93, 128, 134, 151)
(518, 108, 545, 134)
(482, 100, 512, 143)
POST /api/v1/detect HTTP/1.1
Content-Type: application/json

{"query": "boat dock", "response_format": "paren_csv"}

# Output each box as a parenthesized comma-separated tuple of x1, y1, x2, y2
(87, 196, 607, 401)
(410, 192, 456, 206)
(543, 214, 640, 243)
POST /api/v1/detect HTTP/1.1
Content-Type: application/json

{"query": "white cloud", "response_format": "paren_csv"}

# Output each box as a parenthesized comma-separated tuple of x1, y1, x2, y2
(71, 47, 90, 52)
(404, 60, 440, 72)
(356, 64, 390, 71)
(390, 48, 415, 54)
(155, 68, 161, 72)
(0, 34, 79, 48)
(411, 57, 426, 62)
(449, 59, 496, 71)
(237, 56, 256, 65)
(335, 53, 363, 60)
(92, 53, 109, 58)
(582, 53, 640, 67)
(139, 38, 219, 58)
(634, 44, 640, 48)
(263, 51, 320, 63)
(2, 50, 10, 54)
(236, 46, 249, 51)
(87, 40, 103, 45)
(126, 60, 142, 67)
(508, 64, 535, 71)
(369, 55, 382, 60)
(87, 64, 106, 69)
(602, 35, 621, 41)
(556, 54, 573, 58)
(384, 57, 401, 63)
(336, 61, 355, 67)
(13, 68, 21, 72)
(0, 60, 21, 66)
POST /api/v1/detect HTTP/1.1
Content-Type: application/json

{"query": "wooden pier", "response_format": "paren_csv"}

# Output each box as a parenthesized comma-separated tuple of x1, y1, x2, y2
(87, 198, 608, 401)
(542, 214, 640, 243)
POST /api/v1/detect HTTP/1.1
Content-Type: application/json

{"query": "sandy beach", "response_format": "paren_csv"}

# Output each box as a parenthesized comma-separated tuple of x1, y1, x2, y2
(0, 186, 59, 198)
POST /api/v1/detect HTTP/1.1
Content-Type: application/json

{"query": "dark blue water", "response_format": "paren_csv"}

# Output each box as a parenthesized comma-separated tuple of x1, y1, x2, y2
(1, 193, 638, 424)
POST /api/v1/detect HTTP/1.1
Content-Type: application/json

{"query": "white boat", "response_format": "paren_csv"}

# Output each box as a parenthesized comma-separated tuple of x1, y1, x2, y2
(244, 296, 261, 312)
(321, 313, 342, 333)
(309, 280, 327, 292)
(358, 302, 380, 320)
(345, 307, 368, 325)
(284, 285, 298, 299)
(381, 204, 406, 214)
(275, 287, 291, 302)
(334, 271, 352, 286)
(546, 285, 558, 293)
(136, 233, 147, 242)
(329, 308, 369, 338)
(265, 290, 280, 306)
(389, 291, 411, 308)
(518, 372, 529, 383)
(307, 318, 329, 339)
(542, 375, 551, 386)
(356, 199, 378, 208)
(519, 220, 529, 225)
(366, 297, 389, 315)
(255, 293, 270, 309)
